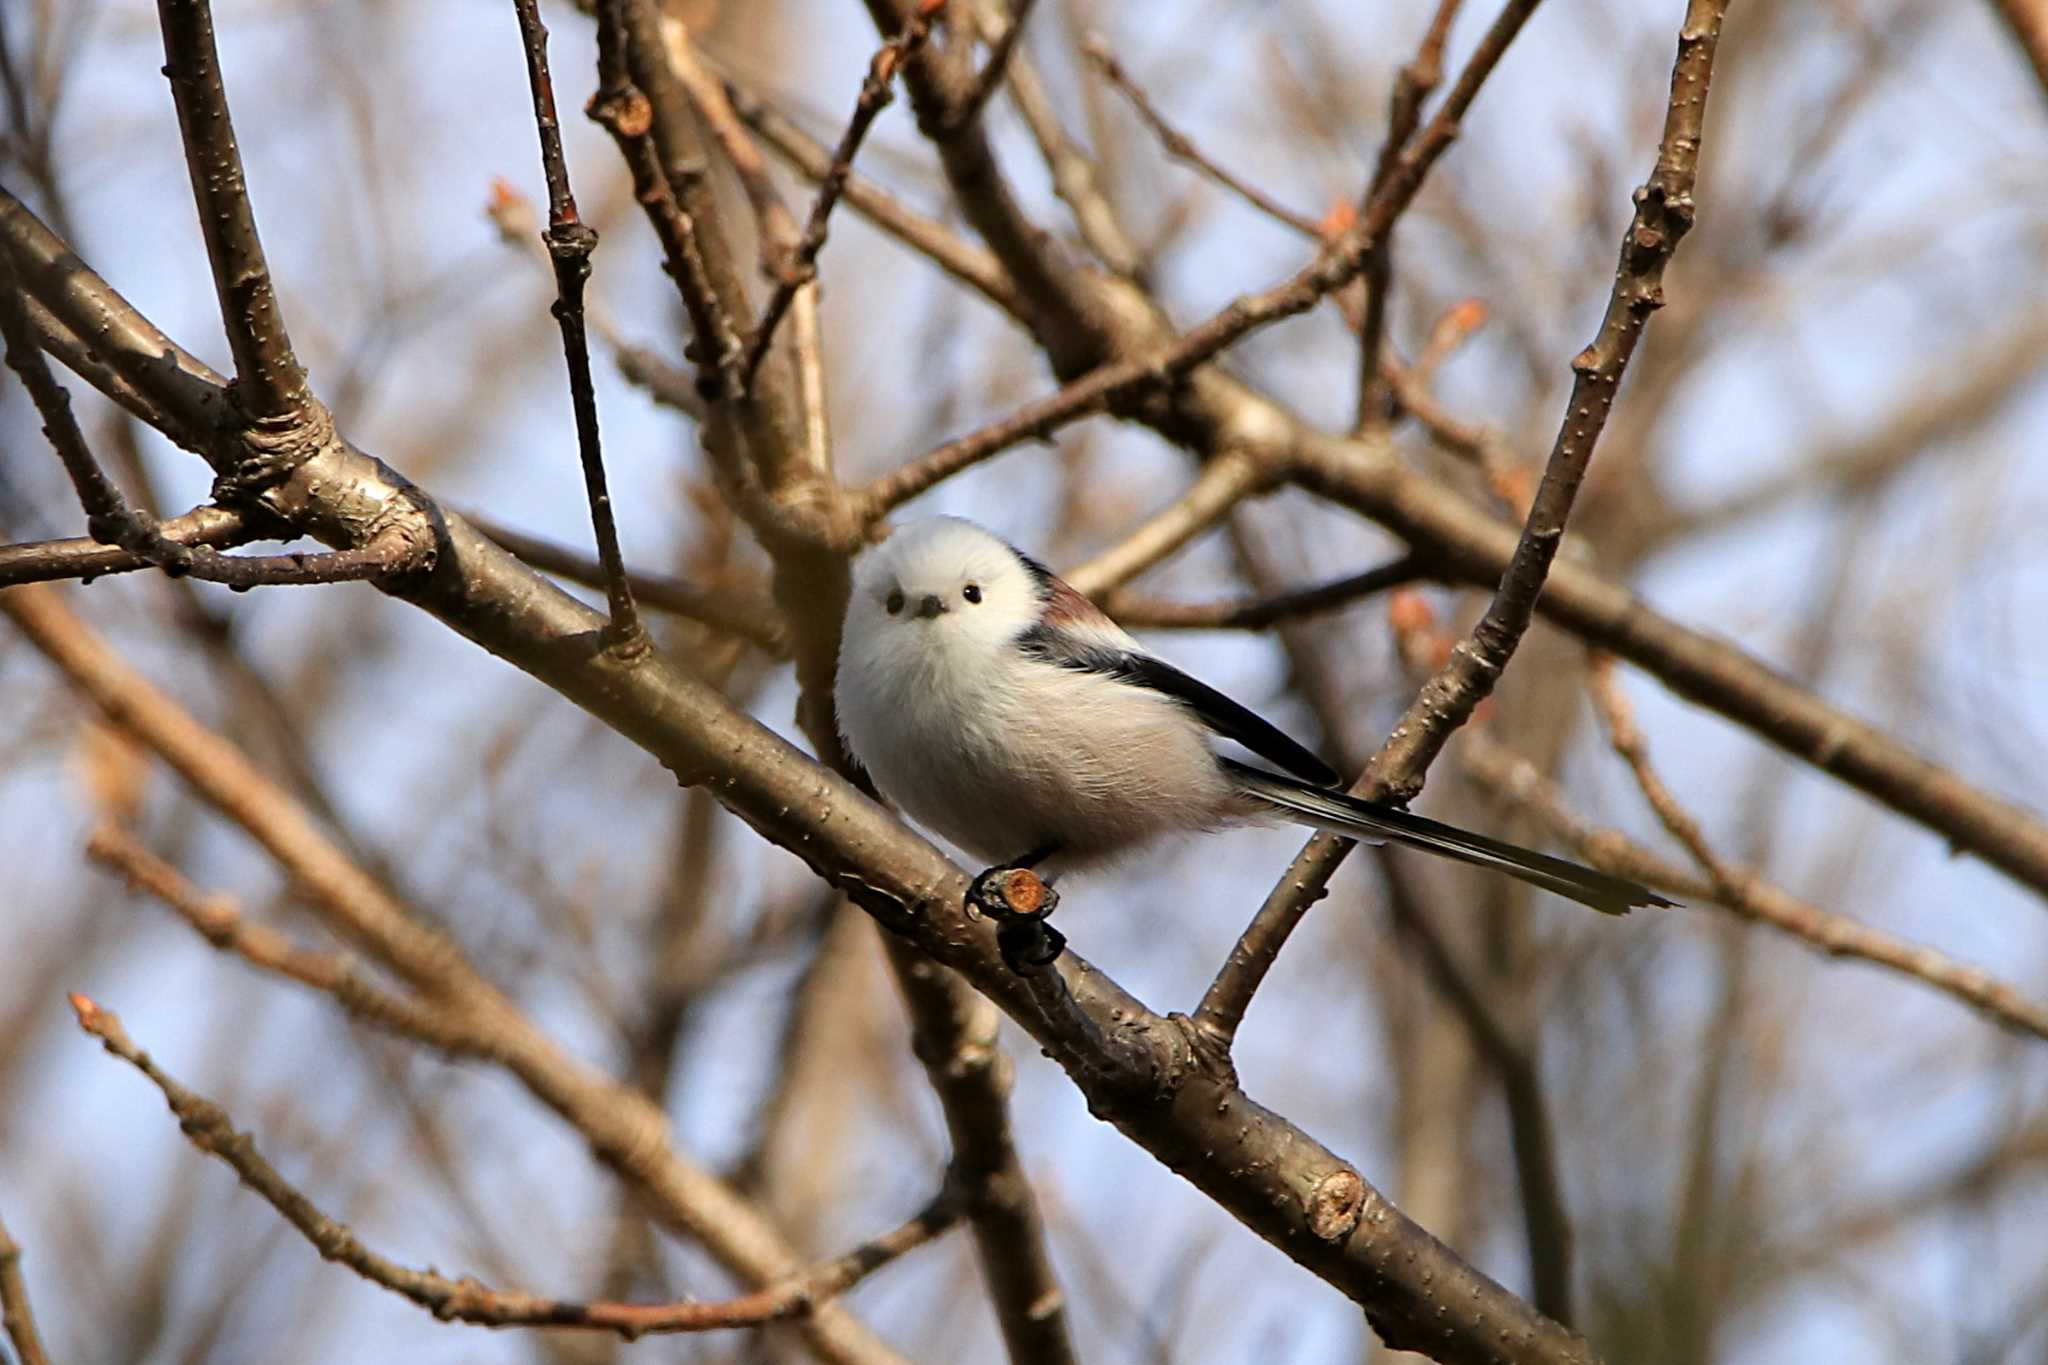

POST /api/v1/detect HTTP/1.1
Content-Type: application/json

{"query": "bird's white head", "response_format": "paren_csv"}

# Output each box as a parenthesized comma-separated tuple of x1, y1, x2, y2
(846, 517, 1043, 658)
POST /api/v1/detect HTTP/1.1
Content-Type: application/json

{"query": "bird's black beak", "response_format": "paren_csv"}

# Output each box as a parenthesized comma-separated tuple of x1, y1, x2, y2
(915, 594, 948, 619)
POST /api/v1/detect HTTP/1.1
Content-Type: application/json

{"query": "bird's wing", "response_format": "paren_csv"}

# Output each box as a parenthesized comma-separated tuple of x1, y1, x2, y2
(1018, 625, 1340, 786)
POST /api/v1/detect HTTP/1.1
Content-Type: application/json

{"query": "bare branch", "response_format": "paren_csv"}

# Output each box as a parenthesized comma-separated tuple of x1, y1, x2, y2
(69, 994, 962, 1336)
(1, 250, 426, 590)
(1198, 4, 1730, 1033)
(470, 515, 788, 655)
(994, 13, 1143, 278)
(740, 8, 939, 392)
(86, 823, 478, 1053)
(726, 76, 1024, 316)
(1103, 553, 1430, 630)
(0, 584, 909, 1365)
(883, 939, 1080, 1365)
(1363, 0, 1728, 801)
(1460, 731, 2048, 1043)
(0, 1214, 50, 1365)
(1063, 451, 1265, 597)
(153, 0, 311, 419)
(950, 0, 1039, 133)
(0, 506, 252, 589)
(589, 0, 746, 402)
(1354, 0, 1462, 432)
(1082, 38, 1323, 239)
(0, 184, 228, 449)
(510, 0, 644, 653)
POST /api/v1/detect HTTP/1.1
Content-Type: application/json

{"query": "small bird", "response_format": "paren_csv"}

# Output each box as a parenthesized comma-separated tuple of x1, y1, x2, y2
(836, 517, 1670, 970)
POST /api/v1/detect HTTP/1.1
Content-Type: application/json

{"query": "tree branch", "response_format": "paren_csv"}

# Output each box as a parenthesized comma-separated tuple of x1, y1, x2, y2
(154, 0, 312, 420)
(1102, 553, 1430, 630)
(740, 6, 938, 393)
(1082, 38, 1323, 239)
(468, 514, 788, 655)
(1459, 730, 2048, 1043)
(0, 583, 909, 1365)
(86, 822, 479, 1054)
(511, 0, 644, 652)
(70, 994, 962, 1337)
(0, 1214, 50, 1365)
(1363, 0, 1727, 801)
(0, 506, 252, 589)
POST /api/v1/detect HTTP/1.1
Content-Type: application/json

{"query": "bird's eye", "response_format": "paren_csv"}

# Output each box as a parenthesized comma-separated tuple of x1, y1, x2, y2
(884, 589, 905, 616)
(962, 583, 983, 605)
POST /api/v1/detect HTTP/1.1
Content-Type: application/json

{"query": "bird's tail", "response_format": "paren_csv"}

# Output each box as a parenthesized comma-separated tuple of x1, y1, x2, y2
(1223, 759, 1673, 916)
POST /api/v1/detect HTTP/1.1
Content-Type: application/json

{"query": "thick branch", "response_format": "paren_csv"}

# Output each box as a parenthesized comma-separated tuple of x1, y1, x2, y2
(13, 179, 1596, 1364)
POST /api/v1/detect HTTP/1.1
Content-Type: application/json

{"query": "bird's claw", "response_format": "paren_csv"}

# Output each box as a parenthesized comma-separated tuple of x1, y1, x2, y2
(966, 865, 1065, 974)
(997, 919, 1066, 975)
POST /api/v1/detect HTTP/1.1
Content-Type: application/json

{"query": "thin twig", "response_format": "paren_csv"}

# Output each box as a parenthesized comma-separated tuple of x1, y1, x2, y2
(0, 507, 253, 588)
(1062, 452, 1265, 597)
(1364, 0, 1728, 801)
(153, 0, 311, 419)
(949, 0, 1037, 132)
(69, 994, 962, 1336)
(1103, 553, 1430, 630)
(86, 823, 479, 1052)
(653, 20, 831, 469)
(1188, 0, 1736, 1028)
(857, 0, 1552, 521)
(0, 1214, 50, 1365)
(1, 255, 422, 589)
(484, 179, 707, 421)
(995, 13, 1142, 277)
(1354, 0, 1463, 432)
(724, 75, 1024, 315)
(587, 3, 745, 404)
(511, 0, 644, 654)
(1, 584, 908, 1365)
(470, 515, 788, 655)
(740, 6, 940, 391)
(1082, 37, 1323, 238)
(1462, 729, 2048, 1044)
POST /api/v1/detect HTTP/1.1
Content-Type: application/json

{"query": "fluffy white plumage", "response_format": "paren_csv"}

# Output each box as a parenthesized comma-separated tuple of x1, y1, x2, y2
(836, 516, 1670, 916)
(836, 517, 1241, 874)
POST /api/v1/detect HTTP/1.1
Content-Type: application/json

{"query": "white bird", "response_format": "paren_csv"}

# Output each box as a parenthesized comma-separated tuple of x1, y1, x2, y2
(836, 516, 1670, 969)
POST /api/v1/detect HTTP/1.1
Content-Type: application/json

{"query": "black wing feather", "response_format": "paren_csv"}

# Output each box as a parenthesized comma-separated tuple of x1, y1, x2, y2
(1019, 628, 1340, 786)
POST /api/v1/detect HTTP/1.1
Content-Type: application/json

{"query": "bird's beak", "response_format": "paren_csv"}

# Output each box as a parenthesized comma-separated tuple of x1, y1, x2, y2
(915, 594, 948, 619)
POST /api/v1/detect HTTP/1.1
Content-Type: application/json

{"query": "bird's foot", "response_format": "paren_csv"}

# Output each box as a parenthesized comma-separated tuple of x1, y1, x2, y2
(997, 919, 1066, 975)
(966, 865, 1065, 974)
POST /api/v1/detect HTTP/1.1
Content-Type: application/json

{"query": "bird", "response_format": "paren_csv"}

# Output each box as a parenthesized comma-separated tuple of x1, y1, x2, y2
(834, 516, 1672, 970)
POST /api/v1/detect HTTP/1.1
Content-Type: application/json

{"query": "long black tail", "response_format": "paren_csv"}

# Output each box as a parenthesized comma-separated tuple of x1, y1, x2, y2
(1224, 760, 1673, 916)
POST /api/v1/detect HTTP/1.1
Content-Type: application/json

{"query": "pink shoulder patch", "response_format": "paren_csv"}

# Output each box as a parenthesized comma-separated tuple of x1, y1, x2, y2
(1041, 574, 1111, 629)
